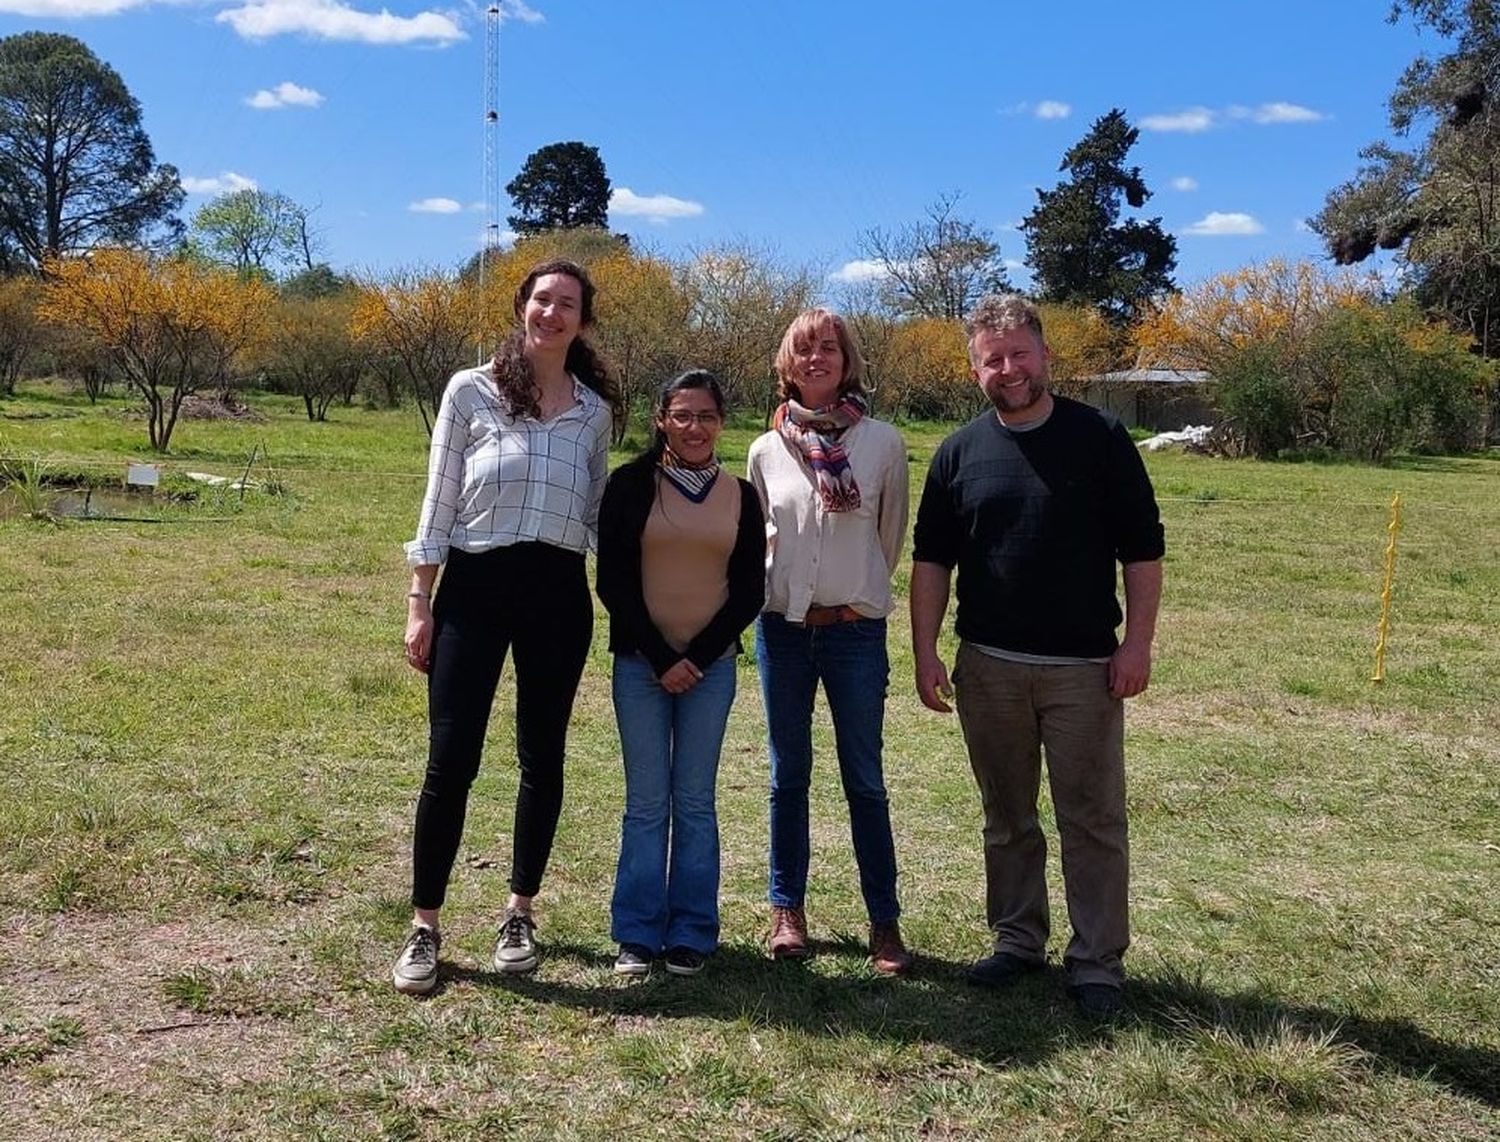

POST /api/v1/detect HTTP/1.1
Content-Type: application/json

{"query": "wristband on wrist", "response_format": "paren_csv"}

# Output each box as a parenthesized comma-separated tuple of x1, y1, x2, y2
(407, 591, 430, 601)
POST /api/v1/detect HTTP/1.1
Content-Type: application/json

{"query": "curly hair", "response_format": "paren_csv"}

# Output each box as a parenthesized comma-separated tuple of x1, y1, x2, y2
(963, 294, 1045, 359)
(490, 259, 625, 439)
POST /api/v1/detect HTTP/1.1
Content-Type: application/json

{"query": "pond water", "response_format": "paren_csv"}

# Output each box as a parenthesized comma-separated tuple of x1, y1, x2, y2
(0, 485, 165, 522)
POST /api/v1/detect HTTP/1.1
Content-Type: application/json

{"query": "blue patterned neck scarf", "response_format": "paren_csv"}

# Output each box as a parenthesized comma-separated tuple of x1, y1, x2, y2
(657, 447, 721, 503)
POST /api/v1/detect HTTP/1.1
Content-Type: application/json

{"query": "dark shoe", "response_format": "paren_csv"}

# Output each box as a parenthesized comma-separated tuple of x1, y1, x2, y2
(392, 924, 440, 995)
(869, 920, 913, 976)
(965, 950, 1044, 988)
(492, 908, 539, 974)
(614, 943, 653, 976)
(663, 946, 706, 976)
(1069, 982, 1124, 1018)
(768, 906, 809, 960)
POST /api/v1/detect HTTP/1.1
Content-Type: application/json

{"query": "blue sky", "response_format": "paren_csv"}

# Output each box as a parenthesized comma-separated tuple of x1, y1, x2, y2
(1, 0, 1435, 292)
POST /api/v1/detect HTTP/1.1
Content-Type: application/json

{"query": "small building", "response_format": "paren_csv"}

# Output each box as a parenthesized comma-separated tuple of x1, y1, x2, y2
(1075, 368, 1216, 431)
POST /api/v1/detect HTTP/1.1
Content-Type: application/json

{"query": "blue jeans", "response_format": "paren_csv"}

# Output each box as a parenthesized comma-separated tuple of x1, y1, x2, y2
(756, 612, 900, 923)
(610, 653, 737, 954)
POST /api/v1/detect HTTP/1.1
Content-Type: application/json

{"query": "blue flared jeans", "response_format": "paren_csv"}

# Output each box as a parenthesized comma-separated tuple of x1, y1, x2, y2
(755, 612, 901, 923)
(610, 652, 737, 955)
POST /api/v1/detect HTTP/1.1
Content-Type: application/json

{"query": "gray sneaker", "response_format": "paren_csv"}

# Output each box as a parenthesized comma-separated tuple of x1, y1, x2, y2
(392, 925, 440, 994)
(493, 909, 539, 973)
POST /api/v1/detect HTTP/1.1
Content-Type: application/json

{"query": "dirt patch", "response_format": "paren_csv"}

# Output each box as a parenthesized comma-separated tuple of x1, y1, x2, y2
(180, 396, 268, 422)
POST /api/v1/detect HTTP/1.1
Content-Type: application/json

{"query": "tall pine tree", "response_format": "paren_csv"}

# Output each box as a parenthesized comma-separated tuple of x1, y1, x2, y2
(1022, 109, 1176, 323)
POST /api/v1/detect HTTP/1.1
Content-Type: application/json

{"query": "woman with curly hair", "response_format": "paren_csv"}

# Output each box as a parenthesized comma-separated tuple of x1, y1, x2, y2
(747, 308, 913, 976)
(392, 259, 622, 994)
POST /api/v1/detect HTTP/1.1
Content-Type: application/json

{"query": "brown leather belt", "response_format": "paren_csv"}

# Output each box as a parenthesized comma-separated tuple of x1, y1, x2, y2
(800, 604, 864, 627)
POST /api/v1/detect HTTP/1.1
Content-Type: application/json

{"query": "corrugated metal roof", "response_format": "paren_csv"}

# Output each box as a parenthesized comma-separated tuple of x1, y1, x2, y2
(1077, 369, 1213, 385)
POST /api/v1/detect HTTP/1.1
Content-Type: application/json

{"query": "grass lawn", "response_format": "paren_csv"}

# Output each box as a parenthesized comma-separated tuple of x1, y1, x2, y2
(1, 380, 1496, 1139)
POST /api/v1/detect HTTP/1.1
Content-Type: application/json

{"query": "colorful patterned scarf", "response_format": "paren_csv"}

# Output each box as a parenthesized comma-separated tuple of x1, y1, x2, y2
(657, 447, 721, 504)
(774, 393, 867, 512)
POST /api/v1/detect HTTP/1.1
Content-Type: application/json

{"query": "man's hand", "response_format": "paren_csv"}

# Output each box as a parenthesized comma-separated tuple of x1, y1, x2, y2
(659, 659, 703, 695)
(916, 654, 954, 713)
(1108, 639, 1151, 699)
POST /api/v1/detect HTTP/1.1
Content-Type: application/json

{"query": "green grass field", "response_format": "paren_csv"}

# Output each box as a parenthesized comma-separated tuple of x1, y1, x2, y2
(2, 380, 1496, 1139)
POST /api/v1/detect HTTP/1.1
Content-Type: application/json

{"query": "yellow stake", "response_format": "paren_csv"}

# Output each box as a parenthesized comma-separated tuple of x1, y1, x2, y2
(1372, 492, 1402, 683)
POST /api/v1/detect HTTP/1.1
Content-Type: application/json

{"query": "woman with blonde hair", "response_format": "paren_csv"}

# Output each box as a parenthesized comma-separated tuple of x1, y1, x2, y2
(747, 308, 913, 975)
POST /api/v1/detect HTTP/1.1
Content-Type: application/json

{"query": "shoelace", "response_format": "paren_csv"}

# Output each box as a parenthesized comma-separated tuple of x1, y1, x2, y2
(406, 928, 436, 964)
(499, 913, 531, 947)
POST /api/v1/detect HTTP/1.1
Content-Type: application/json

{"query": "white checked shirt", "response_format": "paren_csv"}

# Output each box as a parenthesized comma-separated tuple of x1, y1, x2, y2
(404, 365, 613, 568)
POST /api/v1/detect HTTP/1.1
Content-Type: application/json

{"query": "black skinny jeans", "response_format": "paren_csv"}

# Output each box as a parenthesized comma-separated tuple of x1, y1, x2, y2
(411, 542, 593, 909)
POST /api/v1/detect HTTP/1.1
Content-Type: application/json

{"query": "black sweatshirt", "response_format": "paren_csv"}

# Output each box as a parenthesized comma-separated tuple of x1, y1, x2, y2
(912, 397, 1165, 659)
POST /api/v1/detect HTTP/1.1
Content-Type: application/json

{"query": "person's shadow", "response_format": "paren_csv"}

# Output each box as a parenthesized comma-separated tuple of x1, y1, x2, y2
(436, 941, 1497, 1109)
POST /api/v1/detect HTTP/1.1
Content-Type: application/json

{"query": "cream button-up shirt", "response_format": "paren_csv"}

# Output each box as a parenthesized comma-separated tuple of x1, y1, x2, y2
(747, 417, 909, 624)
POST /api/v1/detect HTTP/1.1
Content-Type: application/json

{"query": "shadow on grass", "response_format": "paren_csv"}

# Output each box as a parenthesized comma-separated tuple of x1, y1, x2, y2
(435, 940, 1497, 1109)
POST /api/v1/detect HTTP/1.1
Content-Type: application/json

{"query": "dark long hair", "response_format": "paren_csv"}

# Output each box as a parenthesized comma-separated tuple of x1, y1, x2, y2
(645, 369, 726, 462)
(491, 259, 625, 438)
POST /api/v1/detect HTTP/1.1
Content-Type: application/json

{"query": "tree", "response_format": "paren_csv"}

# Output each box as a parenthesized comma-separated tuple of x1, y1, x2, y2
(864, 317, 975, 420)
(191, 189, 314, 278)
(281, 263, 354, 301)
(676, 244, 813, 415)
(1023, 109, 1177, 323)
(1311, 0, 1500, 428)
(506, 141, 611, 236)
(1131, 259, 1377, 372)
(259, 295, 365, 421)
(856, 194, 1013, 319)
(0, 33, 183, 268)
(0, 274, 43, 397)
(351, 269, 482, 433)
(39, 249, 272, 451)
(589, 251, 692, 416)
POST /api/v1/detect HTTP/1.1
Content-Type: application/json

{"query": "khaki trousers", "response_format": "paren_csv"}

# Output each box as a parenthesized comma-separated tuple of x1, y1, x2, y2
(953, 642, 1129, 987)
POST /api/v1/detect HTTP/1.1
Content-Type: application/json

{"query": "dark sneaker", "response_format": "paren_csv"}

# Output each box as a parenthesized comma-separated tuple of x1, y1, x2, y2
(965, 950, 1044, 988)
(1069, 982, 1124, 1019)
(493, 908, 538, 974)
(392, 924, 440, 995)
(768, 906, 809, 960)
(663, 947, 705, 976)
(614, 943, 653, 976)
(869, 920, 913, 976)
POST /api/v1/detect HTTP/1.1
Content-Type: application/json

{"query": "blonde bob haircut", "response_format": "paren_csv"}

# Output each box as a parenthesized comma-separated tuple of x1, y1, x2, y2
(773, 308, 868, 402)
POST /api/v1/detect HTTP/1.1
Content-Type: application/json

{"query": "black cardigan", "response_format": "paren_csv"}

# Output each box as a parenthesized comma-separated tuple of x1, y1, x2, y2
(596, 453, 767, 678)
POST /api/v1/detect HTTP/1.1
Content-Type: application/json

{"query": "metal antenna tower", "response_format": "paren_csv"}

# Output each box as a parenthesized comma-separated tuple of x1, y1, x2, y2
(479, 4, 501, 359)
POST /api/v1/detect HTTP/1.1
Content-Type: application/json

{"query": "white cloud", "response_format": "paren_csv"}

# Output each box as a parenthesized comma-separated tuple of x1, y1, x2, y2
(1236, 101, 1327, 124)
(498, 0, 544, 22)
(1141, 107, 1216, 133)
(182, 171, 257, 195)
(1003, 259, 1025, 271)
(1170, 176, 1199, 192)
(609, 187, 704, 223)
(245, 81, 325, 110)
(217, 0, 465, 45)
(1035, 100, 1071, 120)
(0, 0, 144, 12)
(1145, 102, 1327, 133)
(1182, 211, 1265, 236)
(827, 260, 889, 284)
(410, 197, 463, 214)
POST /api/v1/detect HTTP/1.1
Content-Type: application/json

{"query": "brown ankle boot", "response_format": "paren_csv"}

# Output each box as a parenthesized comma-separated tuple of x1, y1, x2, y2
(869, 919, 913, 976)
(768, 906, 809, 959)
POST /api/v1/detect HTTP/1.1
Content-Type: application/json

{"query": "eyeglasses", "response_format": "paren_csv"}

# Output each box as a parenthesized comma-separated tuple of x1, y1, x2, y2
(663, 411, 723, 428)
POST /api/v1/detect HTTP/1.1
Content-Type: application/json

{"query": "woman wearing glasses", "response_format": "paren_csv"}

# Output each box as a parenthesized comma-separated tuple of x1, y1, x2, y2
(747, 308, 913, 975)
(596, 370, 765, 976)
